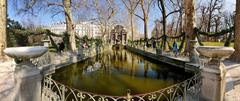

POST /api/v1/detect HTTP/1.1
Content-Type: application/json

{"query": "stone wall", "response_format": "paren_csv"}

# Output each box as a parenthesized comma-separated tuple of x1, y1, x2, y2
(125, 46, 200, 72)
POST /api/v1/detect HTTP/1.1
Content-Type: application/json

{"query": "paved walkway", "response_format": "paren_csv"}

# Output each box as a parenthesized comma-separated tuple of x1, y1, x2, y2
(0, 61, 16, 101)
(224, 61, 240, 101)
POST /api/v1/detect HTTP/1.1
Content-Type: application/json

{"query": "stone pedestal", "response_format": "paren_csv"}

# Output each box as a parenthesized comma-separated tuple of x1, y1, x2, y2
(201, 59, 226, 101)
(3, 46, 48, 101)
(196, 46, 234, 101)
(14, 61, 42, 101)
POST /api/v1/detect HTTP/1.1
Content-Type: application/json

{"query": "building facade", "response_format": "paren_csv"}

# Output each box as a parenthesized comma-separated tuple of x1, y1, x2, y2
(46, 21, 101, 38)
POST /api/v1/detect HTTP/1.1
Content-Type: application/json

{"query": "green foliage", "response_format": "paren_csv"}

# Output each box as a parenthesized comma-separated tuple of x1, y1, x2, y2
(7, 18, 24, 30)
(7, 18, 26, 47)
(48, 46, 57, 52)
(202, 42, 234, 47)
(7, 18, 65, 50)
(63, 32, 70, 50)
(82, 35, 89, 43)
(194, 27, 234, 37)
(224, 33, 233, 47)
(95, 38, 103, 47)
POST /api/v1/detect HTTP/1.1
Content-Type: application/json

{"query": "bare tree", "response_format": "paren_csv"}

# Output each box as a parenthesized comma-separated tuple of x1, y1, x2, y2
(223, 12, 234, 29)
(121, 0, 140, 41)
(198, 6, 208, 31)
(45, 0, 78, 51)
(157, 0, 183, 50)
(230, 0, 240, 62)
(0, 0, 7, 60)
(206, 0, 223, 32)
(91, 0, 117, 42)
(151, 20, 162, 39)
(13, 0, 78, 52)
(21, 17, 37, 30)
(63, 0, 77, 51)
(134, 0, 153, 45)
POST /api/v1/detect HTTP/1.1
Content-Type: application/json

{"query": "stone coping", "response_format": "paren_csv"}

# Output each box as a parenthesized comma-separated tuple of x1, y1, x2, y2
(40, 47, 109, 75)
(125, 46, 200, 73)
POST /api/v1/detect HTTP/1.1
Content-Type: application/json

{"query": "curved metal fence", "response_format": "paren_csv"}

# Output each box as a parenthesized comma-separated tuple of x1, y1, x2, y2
(42, 72, 201, 101)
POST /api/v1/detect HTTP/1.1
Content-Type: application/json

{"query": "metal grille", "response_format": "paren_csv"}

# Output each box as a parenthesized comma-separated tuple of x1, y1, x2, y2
(42, 73, 201, 101)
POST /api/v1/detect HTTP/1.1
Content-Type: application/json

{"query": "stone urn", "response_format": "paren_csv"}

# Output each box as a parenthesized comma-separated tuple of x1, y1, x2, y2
(196, 46, 234, 101)
(4, 46, 48, 77)
(4, 46, 48, 101)
(196, 46, 234, 60)
(4, 46, 48, 61)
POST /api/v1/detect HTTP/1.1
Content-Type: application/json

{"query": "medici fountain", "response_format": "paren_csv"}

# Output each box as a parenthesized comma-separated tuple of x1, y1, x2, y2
(2, 44, 235, 101)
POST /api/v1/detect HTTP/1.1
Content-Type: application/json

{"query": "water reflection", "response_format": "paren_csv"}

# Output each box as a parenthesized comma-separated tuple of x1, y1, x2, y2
(53, 49, 193, 96)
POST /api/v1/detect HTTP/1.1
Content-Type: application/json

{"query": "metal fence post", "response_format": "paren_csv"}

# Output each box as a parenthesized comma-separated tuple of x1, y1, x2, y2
(61, 86, 65, 101)
(127, 89, 132, 101)
(183, 82, 187, 101)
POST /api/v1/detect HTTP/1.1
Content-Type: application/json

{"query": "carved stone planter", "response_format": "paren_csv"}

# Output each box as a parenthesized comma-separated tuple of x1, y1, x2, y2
(196, 46, 234, 101)
(4, 46, 48, 101)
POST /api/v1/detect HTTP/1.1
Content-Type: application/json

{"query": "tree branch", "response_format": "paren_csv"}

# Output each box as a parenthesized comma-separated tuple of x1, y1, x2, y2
(134, 13, 144, 20)
(166, 9, 182, 17)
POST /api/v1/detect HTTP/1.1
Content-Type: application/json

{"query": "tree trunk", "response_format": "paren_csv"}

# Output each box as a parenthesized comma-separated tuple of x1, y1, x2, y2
(159, 0, 167, 51)
(130, 14, 134, 41)
(144, 18, 148, 45)
(0, 0, 7, 60)
(63, 0, 77, 52)
(207, 12, 212, 32)
(184, 0, 196, 53)
(230, 0, 240, 62)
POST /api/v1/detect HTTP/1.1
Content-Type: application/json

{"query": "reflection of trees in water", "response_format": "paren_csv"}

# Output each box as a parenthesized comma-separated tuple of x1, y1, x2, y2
(130, 53, 136, 77)
(124, 51, 127, 61)
(81, 49, 190, 81)
(144, 61, 149, 78)
(149, 64, 169, 80)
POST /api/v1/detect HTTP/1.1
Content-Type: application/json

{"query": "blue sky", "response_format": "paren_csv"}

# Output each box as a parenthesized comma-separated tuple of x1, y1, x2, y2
(7, 0, 236, 37)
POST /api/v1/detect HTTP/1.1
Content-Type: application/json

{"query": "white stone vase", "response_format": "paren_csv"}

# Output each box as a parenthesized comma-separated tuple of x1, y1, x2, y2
(4, 46, 48, 63)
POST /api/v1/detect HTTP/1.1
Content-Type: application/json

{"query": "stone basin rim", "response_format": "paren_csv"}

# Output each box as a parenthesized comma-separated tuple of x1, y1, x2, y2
(5, 46, 47, 49)
(4, 46, 48, 59)
(196, 46, 234, 58)
(197, 46, 234, 49)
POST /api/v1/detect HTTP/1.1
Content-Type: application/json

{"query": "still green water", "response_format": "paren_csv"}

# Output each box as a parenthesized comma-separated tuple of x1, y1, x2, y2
(53, 49, 193, 96)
